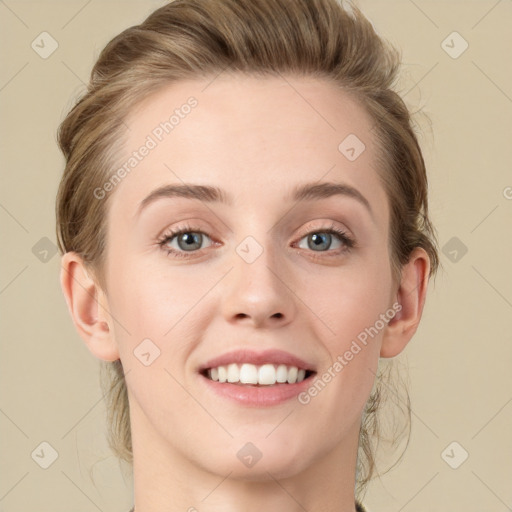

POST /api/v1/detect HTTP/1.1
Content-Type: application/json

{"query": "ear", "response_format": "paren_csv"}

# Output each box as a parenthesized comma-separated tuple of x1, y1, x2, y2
(380, 247, 431, 358)
(60, 252, 120, 362)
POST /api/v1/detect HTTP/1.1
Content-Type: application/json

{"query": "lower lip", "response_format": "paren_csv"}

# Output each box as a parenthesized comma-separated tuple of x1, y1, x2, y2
(199, 373, 314, 407)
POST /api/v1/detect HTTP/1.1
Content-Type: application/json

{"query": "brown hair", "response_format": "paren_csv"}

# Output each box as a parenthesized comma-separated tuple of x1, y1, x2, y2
(56, 0, 440, 500)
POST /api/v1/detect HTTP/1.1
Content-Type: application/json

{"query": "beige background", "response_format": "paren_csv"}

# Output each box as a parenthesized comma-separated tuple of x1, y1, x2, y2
(1, 0, 511, 510)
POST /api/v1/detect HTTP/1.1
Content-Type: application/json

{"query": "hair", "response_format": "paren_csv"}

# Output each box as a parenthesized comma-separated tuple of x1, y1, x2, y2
(56, 0, 440, 501)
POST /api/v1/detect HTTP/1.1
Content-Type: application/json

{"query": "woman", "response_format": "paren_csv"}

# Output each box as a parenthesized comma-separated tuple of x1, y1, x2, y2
(56, 0, 439, 510)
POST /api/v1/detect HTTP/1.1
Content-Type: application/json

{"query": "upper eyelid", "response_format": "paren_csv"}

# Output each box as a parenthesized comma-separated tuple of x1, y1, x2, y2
(159, 223, 351, 240)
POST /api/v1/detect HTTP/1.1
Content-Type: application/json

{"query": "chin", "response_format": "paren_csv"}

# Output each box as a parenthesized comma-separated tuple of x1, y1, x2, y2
(197, 435, 314, 481)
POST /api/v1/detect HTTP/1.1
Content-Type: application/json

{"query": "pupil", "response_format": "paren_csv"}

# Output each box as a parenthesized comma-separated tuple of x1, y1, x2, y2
(310, 233, 330, 251)
(180, 232, 201, 250)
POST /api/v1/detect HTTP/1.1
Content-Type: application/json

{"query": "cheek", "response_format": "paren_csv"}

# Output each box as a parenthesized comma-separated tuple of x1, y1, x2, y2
(298, 258, 392, 344)
(104, 254, 174, 348)
(297, 266, 388, 427)
(106, 255, 213, 365)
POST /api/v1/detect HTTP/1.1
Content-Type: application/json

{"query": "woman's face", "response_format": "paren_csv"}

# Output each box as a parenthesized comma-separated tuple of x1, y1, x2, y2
(102, 74, 399, 479)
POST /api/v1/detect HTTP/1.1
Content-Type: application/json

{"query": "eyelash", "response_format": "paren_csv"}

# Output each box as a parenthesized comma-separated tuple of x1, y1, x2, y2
(157, 222, 356, 260)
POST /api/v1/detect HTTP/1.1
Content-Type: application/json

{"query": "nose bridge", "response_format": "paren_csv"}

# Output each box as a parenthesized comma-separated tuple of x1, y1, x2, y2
(221, 228, 295, 325)
(235, 231, 285, 296)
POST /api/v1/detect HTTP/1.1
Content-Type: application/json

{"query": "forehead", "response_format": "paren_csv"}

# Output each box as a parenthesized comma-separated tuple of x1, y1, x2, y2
(111, 73, 387, 220)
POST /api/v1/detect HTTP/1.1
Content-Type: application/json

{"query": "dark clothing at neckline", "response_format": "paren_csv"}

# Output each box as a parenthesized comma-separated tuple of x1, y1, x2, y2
(129, 501, 368, 511)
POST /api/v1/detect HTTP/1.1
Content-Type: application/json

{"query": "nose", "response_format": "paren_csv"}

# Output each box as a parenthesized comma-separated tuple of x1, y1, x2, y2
(220, 238, 297, 329)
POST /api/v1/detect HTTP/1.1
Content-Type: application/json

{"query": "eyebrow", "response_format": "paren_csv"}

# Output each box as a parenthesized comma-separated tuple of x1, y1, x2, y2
(137, 181, 373, 219)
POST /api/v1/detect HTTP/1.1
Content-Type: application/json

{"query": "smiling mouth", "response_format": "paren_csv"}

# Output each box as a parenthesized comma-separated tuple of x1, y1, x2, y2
(200, 363, 316, 386)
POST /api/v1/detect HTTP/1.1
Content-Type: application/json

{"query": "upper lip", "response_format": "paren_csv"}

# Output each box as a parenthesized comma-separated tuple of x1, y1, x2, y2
(198, 349, 316, 373)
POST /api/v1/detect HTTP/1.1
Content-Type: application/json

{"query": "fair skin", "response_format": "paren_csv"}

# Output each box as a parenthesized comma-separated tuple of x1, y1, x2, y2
(61, 74, 430, 512)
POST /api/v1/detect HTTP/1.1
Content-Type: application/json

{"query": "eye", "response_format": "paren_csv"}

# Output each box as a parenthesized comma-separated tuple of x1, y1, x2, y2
(157, 223, 213, 259)
(157, 222, 355, 260)
(295, 224, 355, 255)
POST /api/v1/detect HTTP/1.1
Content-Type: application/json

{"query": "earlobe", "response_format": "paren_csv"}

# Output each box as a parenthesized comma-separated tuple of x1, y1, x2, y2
(380, 248, 431, 358)
(60, 252, 120, 362)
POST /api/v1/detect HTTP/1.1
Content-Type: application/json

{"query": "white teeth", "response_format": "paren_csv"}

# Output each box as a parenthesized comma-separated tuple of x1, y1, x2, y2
(227, 363, 239, 383)
(239, 363, 258, 384)
(258, 364, 276, 385)
(276, 364, 288, 383)
(287, 366, 298, 384)
(206, 363, 309, 385)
